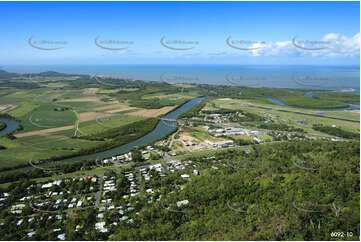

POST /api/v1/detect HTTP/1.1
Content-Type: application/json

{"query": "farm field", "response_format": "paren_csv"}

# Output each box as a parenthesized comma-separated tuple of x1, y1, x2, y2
(0, 70, 359, 172)
(0, 73, 201, 170)
(78, 114, 146, 136)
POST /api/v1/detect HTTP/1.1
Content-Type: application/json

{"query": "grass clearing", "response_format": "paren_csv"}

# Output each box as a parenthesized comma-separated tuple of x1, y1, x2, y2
(20, 103, 76, 132)
(78, 115, 146, 136)
(8, 102, 38, 118)
(0, 137, 22, 149)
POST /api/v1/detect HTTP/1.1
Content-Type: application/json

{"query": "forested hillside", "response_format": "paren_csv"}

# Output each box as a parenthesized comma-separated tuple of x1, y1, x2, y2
(112, 141, 360, 241)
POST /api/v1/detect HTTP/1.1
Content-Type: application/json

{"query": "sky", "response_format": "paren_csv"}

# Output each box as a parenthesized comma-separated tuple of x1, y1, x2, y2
(0, 1, 359, 65)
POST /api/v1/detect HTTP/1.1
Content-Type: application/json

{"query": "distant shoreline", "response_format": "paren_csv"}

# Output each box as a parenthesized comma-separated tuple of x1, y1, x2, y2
(1, 64, 359, 92)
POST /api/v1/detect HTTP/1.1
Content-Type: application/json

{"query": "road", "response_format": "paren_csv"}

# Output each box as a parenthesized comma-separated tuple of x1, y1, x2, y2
(168, 128, 181, 149)
(94, 175, 103, 209)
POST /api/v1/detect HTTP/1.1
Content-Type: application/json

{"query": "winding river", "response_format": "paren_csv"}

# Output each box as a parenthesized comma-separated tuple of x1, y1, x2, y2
(60, 96, 206, 163)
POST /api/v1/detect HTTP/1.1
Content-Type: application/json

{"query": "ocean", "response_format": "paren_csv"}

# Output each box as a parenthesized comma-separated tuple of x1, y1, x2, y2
(3, 65, 360, 93)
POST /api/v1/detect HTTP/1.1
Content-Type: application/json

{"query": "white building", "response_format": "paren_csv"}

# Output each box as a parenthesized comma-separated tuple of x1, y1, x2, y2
(177, 200, 189, 207)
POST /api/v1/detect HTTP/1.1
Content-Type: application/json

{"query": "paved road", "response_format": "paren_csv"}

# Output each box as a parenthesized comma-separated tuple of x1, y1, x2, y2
(161, 162, 169, 175)
(168, 125, 183, 149)
(94, 175, 103, 209)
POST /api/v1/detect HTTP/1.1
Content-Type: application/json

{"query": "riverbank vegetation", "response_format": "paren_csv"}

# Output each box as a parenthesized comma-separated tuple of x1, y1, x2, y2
(312, 93, 360, 105)
(178, 98, 209, 119)
(277, 95, 349, 109)
(0, 121, 6, 131)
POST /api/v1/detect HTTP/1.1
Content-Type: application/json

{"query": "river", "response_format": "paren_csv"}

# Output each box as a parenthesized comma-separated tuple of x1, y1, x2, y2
(60, 96, 206, 163)
(0, 119, 19, 137)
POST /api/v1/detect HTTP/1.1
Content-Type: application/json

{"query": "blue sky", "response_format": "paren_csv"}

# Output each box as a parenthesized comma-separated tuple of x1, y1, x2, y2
(0, 1, 359, 65)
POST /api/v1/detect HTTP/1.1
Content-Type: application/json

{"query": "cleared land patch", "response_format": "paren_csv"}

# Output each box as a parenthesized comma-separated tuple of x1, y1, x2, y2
(60, 97, 100, 102)
(0, 104, 16, 113)
(104, 107, 135, 113)
(126, 106, 176, 117)
(78, 111, 112, 122)
(94, 104, 132, 112)
(83, 88, 99, 94)
(15, 125, 75, 137)
(8, 102, 38, 118)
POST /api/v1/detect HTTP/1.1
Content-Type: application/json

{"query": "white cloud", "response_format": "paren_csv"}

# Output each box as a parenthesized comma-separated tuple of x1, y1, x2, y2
(218, 33, 359, 58)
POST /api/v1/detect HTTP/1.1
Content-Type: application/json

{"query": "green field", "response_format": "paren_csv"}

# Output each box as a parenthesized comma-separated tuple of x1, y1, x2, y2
(17, 103, 77, 132)
(56, 101, 105, 113)
(0, 71, 359, 173)
(78, 114, 145, 136)
(8, 102, 38, 118)
(0, 130, 104, 168)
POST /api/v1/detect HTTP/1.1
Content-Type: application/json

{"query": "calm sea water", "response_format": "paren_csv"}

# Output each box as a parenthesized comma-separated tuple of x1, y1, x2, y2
(3, 65, 360, 93)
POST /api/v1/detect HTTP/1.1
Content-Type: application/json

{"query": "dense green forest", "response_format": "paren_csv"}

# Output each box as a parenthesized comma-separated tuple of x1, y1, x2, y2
(312, 93, 360, 105)
(111, 140, 359, 240)
(0, 140, 358, 241)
